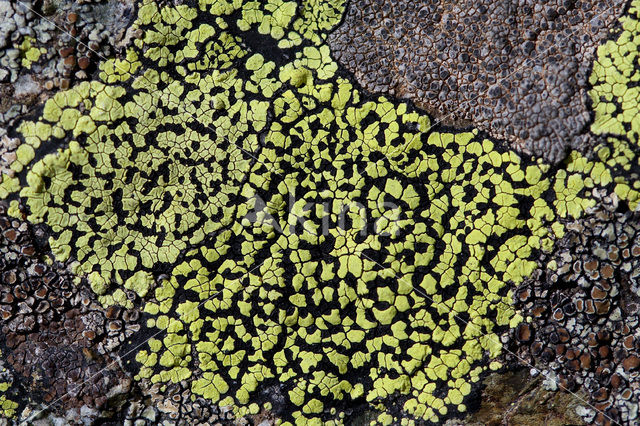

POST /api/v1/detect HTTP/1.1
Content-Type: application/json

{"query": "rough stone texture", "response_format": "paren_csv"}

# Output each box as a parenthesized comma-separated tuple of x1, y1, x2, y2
(328, 0, 628, 162)
(453, 369, 586, 425)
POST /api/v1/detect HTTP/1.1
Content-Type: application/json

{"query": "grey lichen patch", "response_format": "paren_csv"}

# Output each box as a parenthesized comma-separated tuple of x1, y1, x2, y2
(327, 0, 628, 162)
(0, 0, 133, 121)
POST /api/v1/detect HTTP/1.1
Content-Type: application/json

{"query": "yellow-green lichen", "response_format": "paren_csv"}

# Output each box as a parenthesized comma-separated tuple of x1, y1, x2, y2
(19, 36, 46, 69)
(4, 0, 640, 424)
(590, 0, 640, 142)
(0, 351, 19, 418)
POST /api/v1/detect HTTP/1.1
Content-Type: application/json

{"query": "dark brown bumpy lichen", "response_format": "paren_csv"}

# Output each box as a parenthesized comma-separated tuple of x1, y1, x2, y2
(328, 0, 627, 162)
(511, 192, 640, 425)
(0, 202, 141, 421)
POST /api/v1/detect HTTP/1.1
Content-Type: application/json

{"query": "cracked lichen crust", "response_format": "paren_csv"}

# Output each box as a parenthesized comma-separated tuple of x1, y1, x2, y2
(590, 0, 640, 143)
(11, 13, 267, 290)
(589, 0, 640, 206)
(2, 0, 640, 424)
(327, 0, 628, 162)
